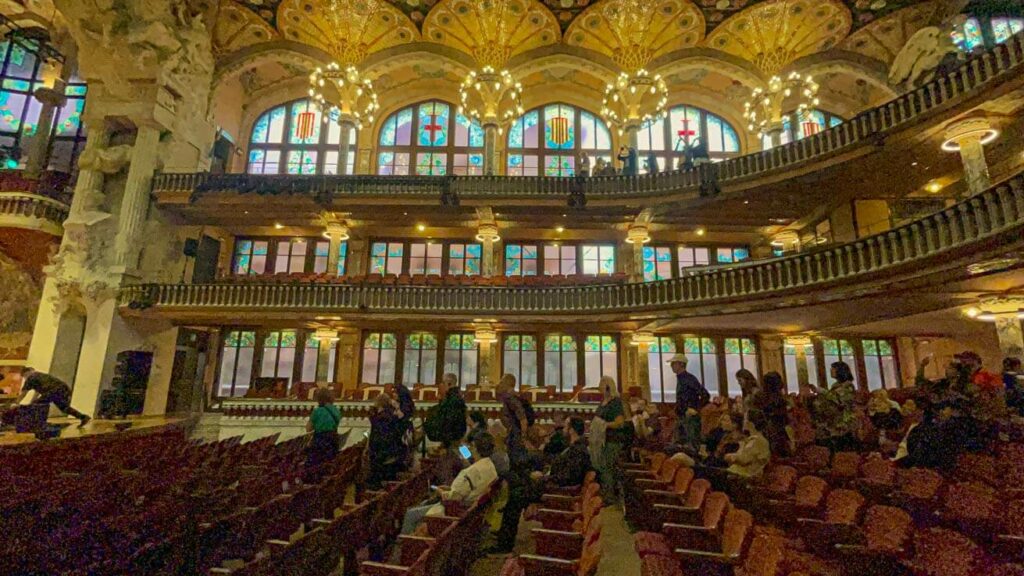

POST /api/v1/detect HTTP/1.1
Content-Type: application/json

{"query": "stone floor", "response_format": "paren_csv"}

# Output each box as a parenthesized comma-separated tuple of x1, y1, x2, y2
(468, 504, 641, 576)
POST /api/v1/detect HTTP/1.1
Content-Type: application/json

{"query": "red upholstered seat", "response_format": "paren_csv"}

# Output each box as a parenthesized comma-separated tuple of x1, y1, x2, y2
(634, 532, 672, 559)
(862, 505, 913, 553)
(829, 452, 862, 482)
(904, 528, 984, 576)
(640, 554, 683, 576)
(499, 557, 525, 576)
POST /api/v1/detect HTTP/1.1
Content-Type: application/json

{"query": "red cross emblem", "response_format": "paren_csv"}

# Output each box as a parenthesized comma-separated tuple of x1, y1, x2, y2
(677, 118, 695, 144)
(423, 114, 443, 144)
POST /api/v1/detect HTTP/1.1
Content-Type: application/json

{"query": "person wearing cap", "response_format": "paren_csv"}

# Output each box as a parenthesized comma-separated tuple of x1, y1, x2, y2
(667, 353, 709, 453)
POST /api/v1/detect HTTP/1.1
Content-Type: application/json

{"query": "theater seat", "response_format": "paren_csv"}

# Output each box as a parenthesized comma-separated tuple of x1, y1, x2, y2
(640, 554, 683, 576)
(902, 527, 984, 576)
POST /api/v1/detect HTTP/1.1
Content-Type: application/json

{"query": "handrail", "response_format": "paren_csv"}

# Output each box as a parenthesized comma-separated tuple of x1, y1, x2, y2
(155, 31, 1024, 202)
(0, 192, 70, 224)
(122, 172, 1024, 315)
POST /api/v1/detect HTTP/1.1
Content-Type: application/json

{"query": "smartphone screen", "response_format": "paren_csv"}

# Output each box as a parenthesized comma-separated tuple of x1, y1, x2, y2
(458, 445, 472, 460)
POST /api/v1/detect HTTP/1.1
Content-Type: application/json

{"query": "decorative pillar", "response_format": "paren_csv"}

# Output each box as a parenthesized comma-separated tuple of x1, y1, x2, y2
(321, 213, 349, 275)
(114, 124, 162, 269)
(624, 123, 640, 152)
(347, 238, 367, 276)
(625, 223, 650, 282)
(785, 336, 812, 392)
(475, 207, 500, 276)
(24, 72, 69, 176)
(630, 332, 654, 401)
(337, 332, 361, 391)
(995, 318, 1024, 359)
(943, 118, 998, 196)
(66, 127, 111, 221)
(474, 324, 497, 388)
(338, 119, 355, 175)
(314, 329, 339, 384)
(759, 335, 785, 377)
(483, 123, 499, 176)
(766, 125, 784, 149)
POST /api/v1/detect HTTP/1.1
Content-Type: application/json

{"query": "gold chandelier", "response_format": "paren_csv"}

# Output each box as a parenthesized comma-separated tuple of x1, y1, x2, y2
(598, 0, 668, 134)
(743, 71, 819, 140)
(457, 0, 525, 130)
(307, 0, 382, 130)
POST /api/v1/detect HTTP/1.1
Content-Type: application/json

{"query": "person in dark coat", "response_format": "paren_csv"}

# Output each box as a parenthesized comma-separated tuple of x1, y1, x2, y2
(367, 393, 407, 489)
(752, 371, 791, 457)
(17, 367, 90, 426)
(668, 354, 709, 453)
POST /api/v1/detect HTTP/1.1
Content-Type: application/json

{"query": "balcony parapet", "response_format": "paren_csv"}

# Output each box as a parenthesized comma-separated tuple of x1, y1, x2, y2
(0, 192, 69, 235)
(121, 172, 1024, 317)
(155, 32, 1024, 203)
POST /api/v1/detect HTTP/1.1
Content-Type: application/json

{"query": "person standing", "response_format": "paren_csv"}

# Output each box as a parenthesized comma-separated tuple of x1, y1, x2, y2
(366, 393, 406, 489)
(17, 367, 90, 427)
(752, 371, 791, 457)
(425, 373, 468, 484)
(593, 376, 631, 504)
(305, 387, 341, 480)
(667, 354, 708, 453)
(577, 151, 591, 177)
(812, 361, 858, 453)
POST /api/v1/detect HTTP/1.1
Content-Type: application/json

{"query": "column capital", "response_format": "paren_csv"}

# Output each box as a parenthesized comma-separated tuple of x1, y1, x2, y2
(942, 117, 998, 151)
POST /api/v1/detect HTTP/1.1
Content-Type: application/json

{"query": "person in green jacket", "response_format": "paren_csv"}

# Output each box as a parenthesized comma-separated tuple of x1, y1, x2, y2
(306, 387, 341, 479)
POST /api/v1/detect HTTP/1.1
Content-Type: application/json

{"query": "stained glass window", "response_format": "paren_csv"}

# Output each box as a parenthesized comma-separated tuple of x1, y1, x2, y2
(543, 244, 578, 275)
(409, 242, 444, 275)
(448, 243, 482, 276)
(301, 333, 336, 383)
(337, 241, 349, 276)
(312, 241, 330, 274)
(233, 239, 269, 275)
(863, 339, 898, 390)
(503, 335, 538, 388)
(444, 333, 478, 387)
(581, 245, 616, 275)
(403, 332, 438, 385)
(274, 240, 309, 274)
(370, 242, 405, 275)
(247, 98, 358, 174)
(636, 105, 740, 172)
(544, 334, 578, 393)
(951, 17, 984, 51)
(683, 336, 719, 394)
(647, 336, 677, 403)
(783, 342, 818, 392)
(261, 330, 297, 384)
(219, 330, 256, 397)
(762, 109, 844, 149)
(583, 335, 618, 389)
(643, 247, 673, 282)
(992, 17, 1024, 44)
(724, 338, 758, 397)
(507, 103, 612, 176)
(377, 100, 484, 175)
(362, 332, 397, 385)
(0, 39, 88, 174)
(505, 244, 539, 276)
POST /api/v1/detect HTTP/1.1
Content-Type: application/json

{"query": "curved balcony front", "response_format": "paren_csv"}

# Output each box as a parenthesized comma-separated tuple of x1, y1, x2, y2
(121, 172, 1024, 325)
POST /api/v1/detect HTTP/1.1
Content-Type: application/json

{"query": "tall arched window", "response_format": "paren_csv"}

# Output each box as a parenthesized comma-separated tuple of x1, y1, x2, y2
(635, 105, 740, 172)
(376, 100, 485, 175)
(247, 98, 357, 175)
(761, 109, 844, 148)
(0, 37, 88, 173)
(506, 103, 612, 177)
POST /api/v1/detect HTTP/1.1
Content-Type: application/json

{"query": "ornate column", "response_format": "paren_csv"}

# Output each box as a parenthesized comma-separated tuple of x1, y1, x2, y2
(630, 332, 654, 400)
(337, 332, 361, 391)
(483, 123, 499, 176)
(475, 207, 500, 276)
(338, 119, 356, 175)
(321, 213, 349, 275)
(943, 118, 998, 196)
(24, 74, 69, 177)
(626, 209, 652, 282)
(347, 237, 367, 276)
(785, 336, 812, 392)
(759, 335, 785, 376)
(114, 124, 162, 269)
(474, 324, 498, 388)
(314, 329, 339, 383)
(624, 123, 640, 152)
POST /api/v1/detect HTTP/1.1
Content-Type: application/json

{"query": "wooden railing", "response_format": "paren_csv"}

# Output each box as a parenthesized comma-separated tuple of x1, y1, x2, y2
(154, 32, 1024, 202)
(121, 173, 1024, 315)
(0, 192, 69, 228)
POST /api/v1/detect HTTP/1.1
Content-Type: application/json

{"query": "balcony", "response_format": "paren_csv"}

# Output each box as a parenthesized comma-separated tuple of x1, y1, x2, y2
(121, 172, 1024, 321)
(154, 33, 1024, 208)
(0, 170, 71, 236)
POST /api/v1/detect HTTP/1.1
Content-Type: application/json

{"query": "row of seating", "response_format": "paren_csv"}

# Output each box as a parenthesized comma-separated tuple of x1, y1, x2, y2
(627, 442, 1024, 576)
(218, 271, 630, 288)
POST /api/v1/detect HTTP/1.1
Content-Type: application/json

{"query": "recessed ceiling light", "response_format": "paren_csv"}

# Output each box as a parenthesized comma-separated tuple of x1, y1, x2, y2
(911, 161, 918, 167)
(743, 200, 749, 205)
(555, 226, 565, 233)
(925, 181, 942, 193)
(417, 224, 426, 232)
(274, 223, 284, 229)
(695, 227, 706, 236)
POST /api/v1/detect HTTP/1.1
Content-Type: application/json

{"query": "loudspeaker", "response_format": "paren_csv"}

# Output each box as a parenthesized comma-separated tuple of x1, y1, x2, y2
(183, 238, 199, 257)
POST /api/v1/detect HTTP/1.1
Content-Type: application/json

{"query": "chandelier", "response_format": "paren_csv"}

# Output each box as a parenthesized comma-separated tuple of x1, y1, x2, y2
(458, 67, 523, 130)
(598, 0, 668, 135)
(601, 70, 668, 135)
(307, 0, 383, 130)
(742, 71, 819, 140)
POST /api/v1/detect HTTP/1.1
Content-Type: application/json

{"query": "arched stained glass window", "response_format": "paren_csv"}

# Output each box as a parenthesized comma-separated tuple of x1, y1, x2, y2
(247, 98, 357, 175)
(0, 37, 88, 173)
(761, 109, 844, 148)
(507, 103, 612, 177)
(635, 105, 740, 173)
(376, 100, 485, 175)
(950, 15, 1023, 52)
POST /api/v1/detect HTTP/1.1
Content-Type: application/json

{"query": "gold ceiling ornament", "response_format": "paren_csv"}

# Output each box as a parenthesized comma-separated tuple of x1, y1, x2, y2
(458, 67, 524, 130)
(742, 70, 819, 141)
(277, 0, 418, 66)
(566, 0, 705, 73)
(423, 0, 560, 70)
(212, 1, 280, 55)
(706, 0, 851, 76)
(600, 70, 669, 136)
(308, 63, 379, 130)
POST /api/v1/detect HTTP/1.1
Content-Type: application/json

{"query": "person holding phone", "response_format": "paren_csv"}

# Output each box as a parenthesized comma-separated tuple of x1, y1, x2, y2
(399, 432, 498, 534)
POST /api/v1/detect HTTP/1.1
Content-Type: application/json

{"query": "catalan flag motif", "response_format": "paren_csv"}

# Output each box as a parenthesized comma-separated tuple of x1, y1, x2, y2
(547, 116, 570, 147)
(296, 110, 317, 141)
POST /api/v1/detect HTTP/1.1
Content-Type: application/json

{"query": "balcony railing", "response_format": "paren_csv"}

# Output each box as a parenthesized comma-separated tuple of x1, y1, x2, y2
(121, 173, 1024, 315)
(0, 192, 69, 231)
(154, 31, 1024, 202)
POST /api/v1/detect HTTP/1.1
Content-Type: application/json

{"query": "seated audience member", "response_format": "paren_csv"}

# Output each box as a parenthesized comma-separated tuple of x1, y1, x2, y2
(868, 388, 904, 433)
(723, 408, 772, 479)
(400, 432, 499, 534)
(305, 387, 341, 478)
(1004, 357, 1023, 415)
(543, 414, 569, 458)
(534, 416, 591, 488)
(702, 412, 745, 468)
(753, 371, 791, 457)
(367, 393, 407, 489)
(466, 410, 489, 443)
(15, 367, 91, 427)
(734, 369, 759, 420)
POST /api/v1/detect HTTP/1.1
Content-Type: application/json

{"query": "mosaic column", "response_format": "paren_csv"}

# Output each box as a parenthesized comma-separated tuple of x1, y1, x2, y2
(944, 118, 997, 196)
(338, 119, 356, 175)
(626, 224, 650, 283)
(475, 325, 497, 388)
(114, 124, 162, 268)
(24, 75, 69, 177)
(759, 335, 785, 377)
(322, 215, 349, 275)
(629, 332, 654, 401)
(483, 123, 499, 176)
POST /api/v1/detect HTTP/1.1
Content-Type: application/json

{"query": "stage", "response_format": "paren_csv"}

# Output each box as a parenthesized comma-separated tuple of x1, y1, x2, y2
(0, 415, 191, 447)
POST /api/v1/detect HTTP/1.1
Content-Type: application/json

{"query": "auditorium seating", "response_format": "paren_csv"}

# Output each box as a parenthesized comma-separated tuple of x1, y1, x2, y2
(216, 271, 632, 288)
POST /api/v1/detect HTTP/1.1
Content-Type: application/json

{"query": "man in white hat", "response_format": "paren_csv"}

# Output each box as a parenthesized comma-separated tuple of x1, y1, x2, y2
(667, 354, 708, 452)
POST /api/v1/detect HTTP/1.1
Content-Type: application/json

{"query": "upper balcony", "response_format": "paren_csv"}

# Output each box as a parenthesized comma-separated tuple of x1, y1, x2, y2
(121, 171, 1024, 329)
(152, 34, 1024, 233)
(0, 170, 71, 236)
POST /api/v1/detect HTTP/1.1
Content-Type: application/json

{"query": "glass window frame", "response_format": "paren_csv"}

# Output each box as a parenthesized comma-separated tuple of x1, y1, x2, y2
(502, 334, 539, 389)
(376, 99, 485, 176)
(361, 332, 398, 385)
(635, 104, 741, 172)
(506, 103, 612, 177)
(368, 239, 485, 276)
(247, 98, 358, 175)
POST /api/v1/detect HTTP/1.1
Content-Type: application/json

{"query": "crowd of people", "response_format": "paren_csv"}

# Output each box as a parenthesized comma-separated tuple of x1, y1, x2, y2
(575, 137, 712, 177)
(299, 348, 1024, 558)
